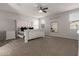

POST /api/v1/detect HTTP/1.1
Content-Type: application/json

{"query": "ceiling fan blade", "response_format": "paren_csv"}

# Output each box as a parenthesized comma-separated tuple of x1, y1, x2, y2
(43, 11, 47, 13)
(43, 7, 48, 10)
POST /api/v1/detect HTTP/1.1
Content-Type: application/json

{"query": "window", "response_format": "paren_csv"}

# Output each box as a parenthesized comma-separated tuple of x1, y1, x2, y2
(70, 20, 79, 30)
(40, 19, 45, 29)
(41, 19, 45, 24)
(69, 11, 79, 21)
(33, 20, 39, 30)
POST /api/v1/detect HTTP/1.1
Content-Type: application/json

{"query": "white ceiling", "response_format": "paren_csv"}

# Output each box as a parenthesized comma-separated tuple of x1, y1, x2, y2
(0, 3, 18, 13)
(0, 3, 79, 18)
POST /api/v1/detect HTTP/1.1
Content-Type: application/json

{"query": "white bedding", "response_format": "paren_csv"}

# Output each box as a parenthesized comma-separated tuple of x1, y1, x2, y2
(24, 29, 45, 42)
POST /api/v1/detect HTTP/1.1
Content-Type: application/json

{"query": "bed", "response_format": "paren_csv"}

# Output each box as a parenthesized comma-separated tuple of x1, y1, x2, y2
(24, 29, 45, 43)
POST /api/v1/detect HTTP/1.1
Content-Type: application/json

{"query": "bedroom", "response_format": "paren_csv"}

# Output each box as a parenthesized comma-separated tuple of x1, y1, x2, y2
(0, 3, 79, 56)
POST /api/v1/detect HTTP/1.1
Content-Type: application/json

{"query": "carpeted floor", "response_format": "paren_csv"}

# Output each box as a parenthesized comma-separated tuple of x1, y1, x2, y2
(0, 36, 78, 56)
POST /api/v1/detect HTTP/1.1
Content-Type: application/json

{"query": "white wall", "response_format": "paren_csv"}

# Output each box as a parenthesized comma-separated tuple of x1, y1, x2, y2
(16, 18, 36, 28)
(0, 10, 37, 31)
(0, 11, 18, 40)
(41, 13, 77, 39)
(0, 11, 17, 31)
(16, 17, 39, 29)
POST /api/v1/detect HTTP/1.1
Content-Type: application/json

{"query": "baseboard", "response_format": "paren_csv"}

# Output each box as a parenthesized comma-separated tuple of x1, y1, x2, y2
(45, 35, 78, 40)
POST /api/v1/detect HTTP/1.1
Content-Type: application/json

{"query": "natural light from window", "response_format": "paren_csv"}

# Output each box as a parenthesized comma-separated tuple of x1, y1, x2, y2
(33, 20, 39, 30)
(69, 11, 79, 21)
(69, 11, 79, 30)
(70, 21, 79, 30)
(41, 19, 45, 24)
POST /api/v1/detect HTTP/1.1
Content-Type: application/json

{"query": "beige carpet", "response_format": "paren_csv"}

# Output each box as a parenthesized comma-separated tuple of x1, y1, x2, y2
(0, 36, 78, 56)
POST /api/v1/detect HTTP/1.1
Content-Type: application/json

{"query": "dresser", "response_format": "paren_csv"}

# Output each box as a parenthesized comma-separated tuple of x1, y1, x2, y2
(6, 31, 15, 40)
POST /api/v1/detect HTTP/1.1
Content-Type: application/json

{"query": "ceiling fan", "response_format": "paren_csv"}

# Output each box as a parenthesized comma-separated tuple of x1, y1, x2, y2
(39, 7, 48, 13)
(34, 3, 48, 13)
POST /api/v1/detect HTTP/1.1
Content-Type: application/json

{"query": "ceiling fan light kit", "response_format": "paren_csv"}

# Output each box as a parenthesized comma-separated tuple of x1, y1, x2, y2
(38, 10, 43, 13)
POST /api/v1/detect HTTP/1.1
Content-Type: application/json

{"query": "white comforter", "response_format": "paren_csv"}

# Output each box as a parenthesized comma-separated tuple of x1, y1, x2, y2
(24, 29, 45, 42)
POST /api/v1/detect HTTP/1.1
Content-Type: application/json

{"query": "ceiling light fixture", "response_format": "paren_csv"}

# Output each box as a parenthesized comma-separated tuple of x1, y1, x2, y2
(38, 10, 43, 13)
(77, 30, 79, 33)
